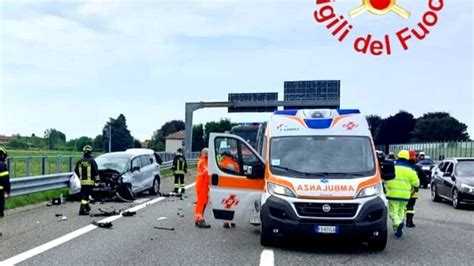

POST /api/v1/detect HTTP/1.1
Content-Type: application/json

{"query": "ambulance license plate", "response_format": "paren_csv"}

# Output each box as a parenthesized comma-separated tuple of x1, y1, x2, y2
(315, 226, 339, 234)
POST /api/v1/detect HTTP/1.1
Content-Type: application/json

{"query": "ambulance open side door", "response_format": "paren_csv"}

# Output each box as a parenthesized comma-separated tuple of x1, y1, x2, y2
(208, 133, 265, 224)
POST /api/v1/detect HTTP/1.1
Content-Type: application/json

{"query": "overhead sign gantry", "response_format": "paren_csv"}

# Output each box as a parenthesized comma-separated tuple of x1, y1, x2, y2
(184, 80, 341, 154)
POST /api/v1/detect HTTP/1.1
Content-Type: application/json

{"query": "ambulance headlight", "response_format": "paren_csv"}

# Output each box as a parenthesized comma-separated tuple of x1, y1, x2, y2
(267, 183, 296, 198)
(357, 184, 382, 198)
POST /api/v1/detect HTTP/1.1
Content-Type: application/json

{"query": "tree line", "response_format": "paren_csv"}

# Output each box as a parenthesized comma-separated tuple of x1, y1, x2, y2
(7, 114, 141, 152)
(6, 111, 470, 153)
(367, 111, 470, 145)
(147, 119, 234, 152)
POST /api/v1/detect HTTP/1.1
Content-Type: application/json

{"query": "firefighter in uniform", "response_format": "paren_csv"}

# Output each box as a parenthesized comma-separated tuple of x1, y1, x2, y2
(74, 145, 100, 216)
(385, 150, 419, 238)
(0, 147, 11, 237)
(406, 150, 422, 228)
(172, 148, 188, 194)
(195, 148, 211, 229)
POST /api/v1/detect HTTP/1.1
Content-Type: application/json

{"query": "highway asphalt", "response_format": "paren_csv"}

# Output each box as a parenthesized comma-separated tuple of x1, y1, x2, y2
(1, 172, 473, 265)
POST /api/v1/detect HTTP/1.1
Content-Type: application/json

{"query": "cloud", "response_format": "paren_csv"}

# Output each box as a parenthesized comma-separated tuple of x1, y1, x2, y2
(0, 0, 472, 140)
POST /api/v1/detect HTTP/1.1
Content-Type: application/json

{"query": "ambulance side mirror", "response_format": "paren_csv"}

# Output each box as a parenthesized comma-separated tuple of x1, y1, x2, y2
(380, 161, 396, 181)
(245, 163, 265, 179)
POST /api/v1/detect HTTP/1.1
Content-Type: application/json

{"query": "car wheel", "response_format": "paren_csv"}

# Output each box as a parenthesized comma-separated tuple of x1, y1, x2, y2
(431, 184, 441, 202)
(260, 222, 275, 247)
(367, 228, 387, 252)
(119, 184, 136, 201)
(452, 189, 461, 209)
(149, 176, 160, 196)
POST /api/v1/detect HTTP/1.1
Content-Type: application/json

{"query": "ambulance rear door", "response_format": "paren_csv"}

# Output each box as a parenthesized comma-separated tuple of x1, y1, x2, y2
(208, 133, 265, 224)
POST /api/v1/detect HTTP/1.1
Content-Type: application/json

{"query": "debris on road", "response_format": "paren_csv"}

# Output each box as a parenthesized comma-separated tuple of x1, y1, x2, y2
(52, 198, 62, 206)
(162, 192, 184, 201)
(122, 211, 137, 217)
(155, 216, 174, 230)
(92, 221, 113, 229)
(177, 208, 184, 218)
(153, 226, 175, 231)
(90, 208, 121, 217)
(55, 214, 67, 222)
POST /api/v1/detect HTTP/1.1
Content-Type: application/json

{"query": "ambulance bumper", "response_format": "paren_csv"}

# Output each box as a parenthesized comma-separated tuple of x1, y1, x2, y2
(260, 195, 387, 241)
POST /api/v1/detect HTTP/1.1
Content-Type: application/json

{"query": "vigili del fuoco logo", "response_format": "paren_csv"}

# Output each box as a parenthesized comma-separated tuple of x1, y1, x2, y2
(313, 0, 444, 56)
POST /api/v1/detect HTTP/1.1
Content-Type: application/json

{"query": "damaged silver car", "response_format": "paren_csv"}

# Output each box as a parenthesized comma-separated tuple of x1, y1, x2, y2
(93, 149, 162, 201)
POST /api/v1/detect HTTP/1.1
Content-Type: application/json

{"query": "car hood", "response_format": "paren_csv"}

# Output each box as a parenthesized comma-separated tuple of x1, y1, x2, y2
(458, 176, 474, 186)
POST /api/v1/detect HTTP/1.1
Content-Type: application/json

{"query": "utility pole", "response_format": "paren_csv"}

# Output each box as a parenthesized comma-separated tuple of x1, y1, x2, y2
(108, 125, 112, 152)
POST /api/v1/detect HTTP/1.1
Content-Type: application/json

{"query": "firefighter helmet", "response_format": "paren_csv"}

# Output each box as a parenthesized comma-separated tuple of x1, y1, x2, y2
(83, 145, 93, 153)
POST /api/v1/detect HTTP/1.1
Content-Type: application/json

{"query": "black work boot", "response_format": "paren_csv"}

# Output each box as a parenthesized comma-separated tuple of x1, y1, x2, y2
(79, 205, 89, 216)
(196, 221, 211, 229)
(173, 187, 179, 194)
(406, 214, 416, 228)
(181, 188, 186, 194)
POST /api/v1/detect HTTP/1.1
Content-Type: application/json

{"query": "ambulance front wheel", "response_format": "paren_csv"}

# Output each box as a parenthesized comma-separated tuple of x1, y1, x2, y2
(367, 227, 388, 252)
(260, 222, 276, 247)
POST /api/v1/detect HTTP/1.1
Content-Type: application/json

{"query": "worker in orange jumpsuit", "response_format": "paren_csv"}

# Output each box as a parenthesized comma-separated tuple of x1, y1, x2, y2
(219, 151, 240, 229)
(195, 148, 211, 229)
(219, 151, 240, 174)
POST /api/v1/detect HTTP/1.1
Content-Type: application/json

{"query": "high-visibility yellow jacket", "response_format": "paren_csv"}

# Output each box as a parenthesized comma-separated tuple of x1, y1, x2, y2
(385, 160, 419, 201)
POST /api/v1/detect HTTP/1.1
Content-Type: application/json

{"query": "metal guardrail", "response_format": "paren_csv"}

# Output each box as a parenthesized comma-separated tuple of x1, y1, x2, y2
(377, 141, 474, 161)
(6, 151, 201, 179)
(11, 173, 73, 197)
(10, 157, 199, 197)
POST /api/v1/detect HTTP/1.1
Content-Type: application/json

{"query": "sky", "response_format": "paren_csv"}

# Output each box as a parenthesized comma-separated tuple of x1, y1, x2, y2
(0, 0, 473, 141)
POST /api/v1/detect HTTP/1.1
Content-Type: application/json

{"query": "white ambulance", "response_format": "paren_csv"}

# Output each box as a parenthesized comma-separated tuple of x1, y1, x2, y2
(208, 109, 394, 251)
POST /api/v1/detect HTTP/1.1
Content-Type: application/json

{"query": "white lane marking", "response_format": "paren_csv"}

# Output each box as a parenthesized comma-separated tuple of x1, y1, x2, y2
(133, 198, 150, 204)
(259, 249, 275, 266)
(1, 183, 196, 266)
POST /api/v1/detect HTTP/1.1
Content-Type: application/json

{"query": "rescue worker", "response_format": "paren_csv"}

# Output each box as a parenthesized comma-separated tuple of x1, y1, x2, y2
(219, 151, 239, 229)
(74, 145, 100, 216)
(387, 152, 396, 160)
(219, 151, 240, 174)
(406, 150, 422, 228)
(195, 148, 211, 229)
(385, 150, 419, 238)
(0, 147, 11, 237)
(417, 152, 426, 162)
(172, 148, 188, 194)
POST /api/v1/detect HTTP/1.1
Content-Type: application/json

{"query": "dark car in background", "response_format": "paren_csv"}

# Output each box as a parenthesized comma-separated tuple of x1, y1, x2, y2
(431, 158, 474, 209)
(417, 156, 435, 188)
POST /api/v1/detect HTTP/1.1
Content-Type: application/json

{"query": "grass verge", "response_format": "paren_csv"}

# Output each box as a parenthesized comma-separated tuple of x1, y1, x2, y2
(161, 164, 196, 177)
(6, 188, 70, 210)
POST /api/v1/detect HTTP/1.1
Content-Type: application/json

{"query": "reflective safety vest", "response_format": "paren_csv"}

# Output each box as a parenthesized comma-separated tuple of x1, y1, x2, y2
(75, 157, 99, 186)
(0, 171, 8, 190)
(173, 155, 187, 175)
(385, 161, 420, 201)
(0, 162, 10, 191)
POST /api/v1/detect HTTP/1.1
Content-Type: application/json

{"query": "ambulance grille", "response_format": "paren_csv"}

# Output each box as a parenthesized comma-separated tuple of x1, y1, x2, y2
(294, 203, 359, 218)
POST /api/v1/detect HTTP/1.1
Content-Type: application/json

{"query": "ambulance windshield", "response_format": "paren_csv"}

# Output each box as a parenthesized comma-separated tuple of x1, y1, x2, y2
(270, 136, 376, 178)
